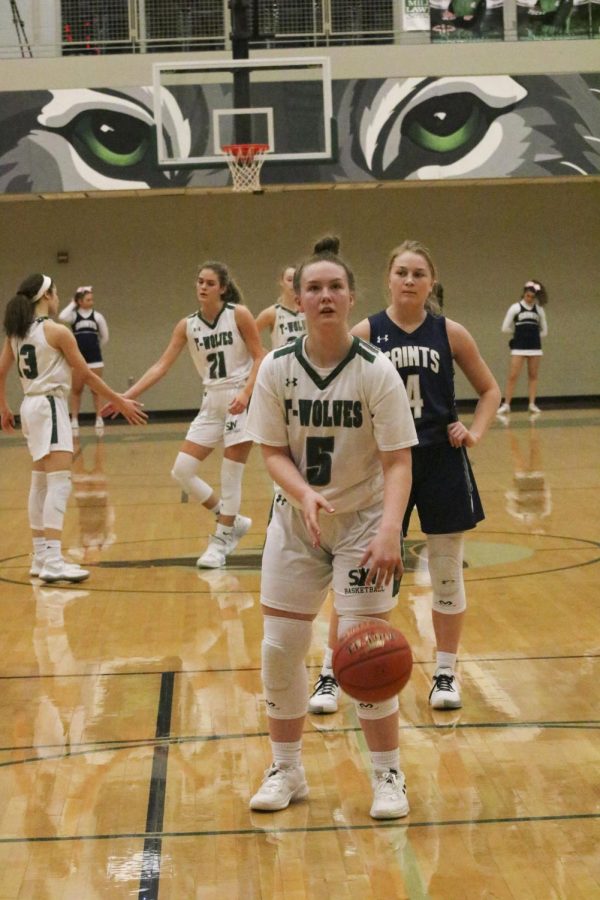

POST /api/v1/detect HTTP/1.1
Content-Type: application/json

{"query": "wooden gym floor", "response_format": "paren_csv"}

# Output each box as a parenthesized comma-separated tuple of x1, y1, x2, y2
(0, 408, 598, 899)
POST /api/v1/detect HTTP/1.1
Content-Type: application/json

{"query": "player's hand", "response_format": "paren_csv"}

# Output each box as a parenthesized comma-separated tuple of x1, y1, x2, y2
(447, 420, 477, 448)
(360, 530, 403, 589)
(0, 407, 15, 433)
(228, 391, 249, 415)
(300, 489, 334, 549)
(113, 396, 147, 425)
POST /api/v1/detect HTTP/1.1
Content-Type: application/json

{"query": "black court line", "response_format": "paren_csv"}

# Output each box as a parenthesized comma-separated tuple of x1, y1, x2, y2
(0, 811, 598, 846)
(1, 720, 598, 769)
(138, 671, 174, 900)
(0, 651, 597, 683)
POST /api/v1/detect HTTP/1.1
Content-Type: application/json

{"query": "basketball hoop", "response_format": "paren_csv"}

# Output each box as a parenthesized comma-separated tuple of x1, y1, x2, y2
(222, 143, 269, 193)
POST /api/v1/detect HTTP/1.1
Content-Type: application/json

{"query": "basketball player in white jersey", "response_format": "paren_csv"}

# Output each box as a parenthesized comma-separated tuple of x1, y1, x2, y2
(0, 274, 146, 583)
(246, 237, 418, 819)
(102, 261, 264, 568)
(255, 266, 306, 349)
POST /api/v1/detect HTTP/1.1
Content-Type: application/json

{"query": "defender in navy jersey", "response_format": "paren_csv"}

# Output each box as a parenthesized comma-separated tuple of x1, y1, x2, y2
(59, 286, 109, 434)
(497, 280, 549, 416)
(102, 261, 264, 568)
(310, 241, 500, 715)
(247, 237, 417, 820)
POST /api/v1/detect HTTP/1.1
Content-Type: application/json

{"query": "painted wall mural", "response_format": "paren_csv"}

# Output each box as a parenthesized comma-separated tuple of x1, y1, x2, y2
(0, 72, 599, 194)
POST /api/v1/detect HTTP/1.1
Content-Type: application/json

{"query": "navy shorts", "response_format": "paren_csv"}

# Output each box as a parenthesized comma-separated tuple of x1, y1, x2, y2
(403, 442, 484, 535)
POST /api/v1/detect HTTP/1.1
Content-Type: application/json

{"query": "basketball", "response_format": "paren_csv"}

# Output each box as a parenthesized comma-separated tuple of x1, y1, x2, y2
(332, 621, 413, 702)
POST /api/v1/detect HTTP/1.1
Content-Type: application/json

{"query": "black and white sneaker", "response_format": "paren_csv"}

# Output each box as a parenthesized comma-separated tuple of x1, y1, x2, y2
(308, 673, 340, 714)
(429, 668, 462, 709)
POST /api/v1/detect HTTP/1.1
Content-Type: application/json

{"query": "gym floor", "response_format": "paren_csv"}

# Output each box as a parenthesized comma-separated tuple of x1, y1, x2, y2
(0, 408, 598, 898)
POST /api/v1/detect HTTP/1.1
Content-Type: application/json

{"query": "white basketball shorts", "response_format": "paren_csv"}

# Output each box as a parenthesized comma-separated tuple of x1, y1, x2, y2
(260, 496, 398, 617)
(20, 394, 73, 461)
(185, 386, 251, 449)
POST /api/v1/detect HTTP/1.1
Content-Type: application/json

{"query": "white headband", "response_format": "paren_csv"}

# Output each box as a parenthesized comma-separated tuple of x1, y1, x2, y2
(32, 275, 52, 302)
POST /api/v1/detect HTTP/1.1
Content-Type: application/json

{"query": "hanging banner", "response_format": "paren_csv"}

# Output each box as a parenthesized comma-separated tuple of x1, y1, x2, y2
(516, 0, 593, 39)
(402, 0, 431, 30)
(430, 0, 504, 40)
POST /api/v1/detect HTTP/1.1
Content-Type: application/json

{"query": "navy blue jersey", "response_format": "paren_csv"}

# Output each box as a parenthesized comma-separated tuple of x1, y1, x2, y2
(368, 310, 457, 446)
(73, 309, 102, 364)
(511, 302, 542, 352)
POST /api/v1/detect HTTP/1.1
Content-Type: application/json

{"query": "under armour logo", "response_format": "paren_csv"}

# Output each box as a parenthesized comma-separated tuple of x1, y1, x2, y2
(376, 335, 389, 344)
(286, 378, 298, 387)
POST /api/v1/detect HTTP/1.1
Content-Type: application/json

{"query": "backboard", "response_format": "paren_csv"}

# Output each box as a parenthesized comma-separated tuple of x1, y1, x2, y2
(152, 56, 333, 167)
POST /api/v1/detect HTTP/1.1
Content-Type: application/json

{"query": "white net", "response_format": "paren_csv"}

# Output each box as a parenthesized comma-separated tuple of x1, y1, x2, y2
(223, 144, 269, 193)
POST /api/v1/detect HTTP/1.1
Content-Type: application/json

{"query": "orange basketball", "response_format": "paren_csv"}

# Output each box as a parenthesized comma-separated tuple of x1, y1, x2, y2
(332, 620, 413, 702)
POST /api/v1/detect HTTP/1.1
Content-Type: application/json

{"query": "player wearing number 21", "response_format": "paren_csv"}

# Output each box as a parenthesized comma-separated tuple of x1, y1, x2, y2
(246, 237, 418, 819)
(101, 261, 264, 568)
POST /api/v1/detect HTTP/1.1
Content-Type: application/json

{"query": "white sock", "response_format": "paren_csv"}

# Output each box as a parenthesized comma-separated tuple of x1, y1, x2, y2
(32, 537, 46, 559)
(371, 748, 401, 775)
(436, 651, 457, 674)
(321, 646, 334, 676)
(209, 499, 221, 516)
(45, 539, 62, 563)
(271, 740, 302, 770)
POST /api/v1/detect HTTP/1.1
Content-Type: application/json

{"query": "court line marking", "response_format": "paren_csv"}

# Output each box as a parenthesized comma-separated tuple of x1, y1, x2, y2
(1, 720, 598, 765)
(0, 652, 597, 682)
(138, 671, 174, 900)
(0, 812, 598, 845)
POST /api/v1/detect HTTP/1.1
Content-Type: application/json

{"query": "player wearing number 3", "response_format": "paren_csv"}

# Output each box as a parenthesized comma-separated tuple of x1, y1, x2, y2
(0, 274, 147, 585)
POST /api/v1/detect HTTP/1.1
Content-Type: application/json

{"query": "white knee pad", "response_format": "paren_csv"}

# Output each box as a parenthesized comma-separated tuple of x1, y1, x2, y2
(262, 615, 312, 720)
(427, 533, 466, 614)
(337, 615, 400, 720)
(171, 452, 213, 504)
(28, 471, 47, 530)
(43, 470, 71, 531)
(220, 458, 245, 517)
(354, 695, 399, 720)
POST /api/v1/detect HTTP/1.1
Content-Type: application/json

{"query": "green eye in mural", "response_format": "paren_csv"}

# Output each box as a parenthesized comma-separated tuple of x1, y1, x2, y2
(69, 110, 152, 167)
(402, 93, 486, 154)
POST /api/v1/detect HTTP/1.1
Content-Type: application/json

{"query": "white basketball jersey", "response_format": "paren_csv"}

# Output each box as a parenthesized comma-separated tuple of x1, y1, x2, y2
(185, 304, 252, 389)
(10, 317, 71, 397)
(247, 336, 417, 514)
(271, 304, 306, 349)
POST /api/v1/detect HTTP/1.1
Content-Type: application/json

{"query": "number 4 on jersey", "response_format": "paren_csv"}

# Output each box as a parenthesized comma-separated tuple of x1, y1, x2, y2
(405, 374, 423, 419)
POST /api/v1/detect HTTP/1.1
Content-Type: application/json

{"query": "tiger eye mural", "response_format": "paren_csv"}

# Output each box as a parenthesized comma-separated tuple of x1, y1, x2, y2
(0, 72, 599, 194)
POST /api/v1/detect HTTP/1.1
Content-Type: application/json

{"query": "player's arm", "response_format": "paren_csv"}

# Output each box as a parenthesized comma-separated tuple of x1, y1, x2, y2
(446, 319, 501, 448)
(230, 306, 266, 415)
(350, 317, 371, 342)
(123, 318, 188, 400)
(254, 305, 276, 345)
(361, 448, 412, 589)
(0, 340, 16, 432)
(539, 307, 548, 338)
(46, 322, 147, 425)
(261, 444, 334, 549)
